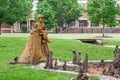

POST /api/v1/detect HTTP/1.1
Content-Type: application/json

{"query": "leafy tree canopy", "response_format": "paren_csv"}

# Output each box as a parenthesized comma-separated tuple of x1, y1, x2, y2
(87, 0, 118, 26)
(0, 0, 32, 25)
(47, 0, 82, 27)
(35, 0, 57, 29)
(37, 0, 82, 30)
(5, 0, 32, 25)
(0, 0, 32, 34)
(87, 0, 118, 37)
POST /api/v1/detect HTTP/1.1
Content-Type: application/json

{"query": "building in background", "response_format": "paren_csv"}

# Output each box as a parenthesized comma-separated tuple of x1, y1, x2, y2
(27, 0, 38, 31)
(74, 0, 120, 28)
(2, 0, 120, 33)
(62, 0, 120, 33)
(1, 23, 12, 33)
(12, 0, 38, 32)
(1, 0, 38, 33)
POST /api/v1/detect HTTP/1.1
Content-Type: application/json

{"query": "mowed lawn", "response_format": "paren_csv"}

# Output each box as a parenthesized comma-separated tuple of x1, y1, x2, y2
(0, 37, 77, 80)
(0, 33, 120, 80)
(1, 33, 120, 39)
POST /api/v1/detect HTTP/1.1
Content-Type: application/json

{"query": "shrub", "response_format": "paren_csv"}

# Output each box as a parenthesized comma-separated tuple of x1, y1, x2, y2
(21, 26, 28, 33)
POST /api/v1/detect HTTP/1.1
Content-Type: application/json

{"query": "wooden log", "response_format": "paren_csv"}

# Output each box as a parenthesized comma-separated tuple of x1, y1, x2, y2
(83, 54, 88, 73)
(44, 51, 50, 69)
(78, 52, 81, 65)
(49, 51, 53, 69)
(54, 59, 57, 68)
(63, 60, 67, 70)
(72, 51, 77, 64)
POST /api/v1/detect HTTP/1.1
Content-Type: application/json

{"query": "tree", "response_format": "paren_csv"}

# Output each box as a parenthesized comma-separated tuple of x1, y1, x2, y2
(0, 0, 10, 35)
(87, 0, 118, 37)
(35, 0, 57, 29)
(0, 0, 32, 35)
(40, 0, 82, 32)
(38, 0, 43, 2)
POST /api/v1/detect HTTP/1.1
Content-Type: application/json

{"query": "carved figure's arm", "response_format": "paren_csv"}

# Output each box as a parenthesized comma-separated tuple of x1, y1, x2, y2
(30, 23, 39, 34)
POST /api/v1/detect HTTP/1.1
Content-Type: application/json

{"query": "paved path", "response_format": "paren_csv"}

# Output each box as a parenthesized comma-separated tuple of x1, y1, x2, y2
(104, 45, 120, 49)
(99, 75, 120, 80)
(29, 62, 120, 80)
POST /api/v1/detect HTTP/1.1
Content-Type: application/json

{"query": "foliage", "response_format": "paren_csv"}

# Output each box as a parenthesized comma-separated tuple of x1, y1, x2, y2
(6, 0, 32, 25)
(38, 0, 44, 2)
(35, 0, 57, 29)
(38, 0, 82, 32)
(0, 0, 10, 34)
(87, 0, 118, 37)
(117, 4, 120, 15)
(48, 0, 82, 27)
(21, 26, 28, 33)
(0, 0, 32, 34)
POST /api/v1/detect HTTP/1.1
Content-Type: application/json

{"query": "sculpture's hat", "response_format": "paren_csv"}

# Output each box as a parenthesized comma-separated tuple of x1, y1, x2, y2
(38, 14, 44, 18)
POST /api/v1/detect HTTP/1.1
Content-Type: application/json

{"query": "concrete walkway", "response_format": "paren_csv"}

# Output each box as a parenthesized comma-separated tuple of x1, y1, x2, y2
(104, 45, 120, 48)
(30, 65, 120, 80)
(29, 62, 120, 80)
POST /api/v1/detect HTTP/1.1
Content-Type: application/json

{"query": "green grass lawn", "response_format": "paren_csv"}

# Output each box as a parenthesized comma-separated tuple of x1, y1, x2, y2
(0, 34, 120, 80)
(1, 33, 120, 39)
(0, 37, 115, 61)
(1, 33, 119, 80)
(0, 37, 73, 80)
(102, 39, 120, 45)
(50, 39, 114, 60)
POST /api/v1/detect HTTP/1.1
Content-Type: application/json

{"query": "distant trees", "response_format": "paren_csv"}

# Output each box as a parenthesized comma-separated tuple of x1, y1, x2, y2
(35, 0, 57, 29)
(87, 0, 118, 37)
(0, 0, 9, 34)
(37, 0, 82, 32)
(0, 0, 32, 34)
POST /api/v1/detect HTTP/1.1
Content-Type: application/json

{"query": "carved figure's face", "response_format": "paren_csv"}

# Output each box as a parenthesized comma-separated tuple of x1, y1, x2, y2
(38, 14, 44, 23)
(38, 17, 44, 22)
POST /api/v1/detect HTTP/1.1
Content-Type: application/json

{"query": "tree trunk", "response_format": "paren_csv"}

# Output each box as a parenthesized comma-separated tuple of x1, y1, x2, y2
(55, 27, 58, 33)
(59, 27, 62, 33)
(58, 21, 64, 33)
(102, 20, 105, 37)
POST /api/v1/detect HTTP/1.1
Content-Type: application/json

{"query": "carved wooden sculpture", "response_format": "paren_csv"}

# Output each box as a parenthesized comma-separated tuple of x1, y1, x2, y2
(18, 14, 50, 64)
(49, 51, 53, 69)
(77, 67, 90, 80)
(107, 51, 120, 78)
(44, 51, 53, 69)
(63, 60, 67, 70)
(78, 52, 81, 65)
(83, 54, 88, 73)
(114, 45, 120, 58)
(96, 59, 105, 68)
(77, 67, 84, 80)
(54, 59, 57, 68)
(72, 51, 77, 64)
(44, 51, 50, 69)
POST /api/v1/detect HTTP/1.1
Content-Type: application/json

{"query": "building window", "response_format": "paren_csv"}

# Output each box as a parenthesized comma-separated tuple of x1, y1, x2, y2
(91, 23, 99, 27)
(79, 22, 84, 27)
(79, 20, 88, 27)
